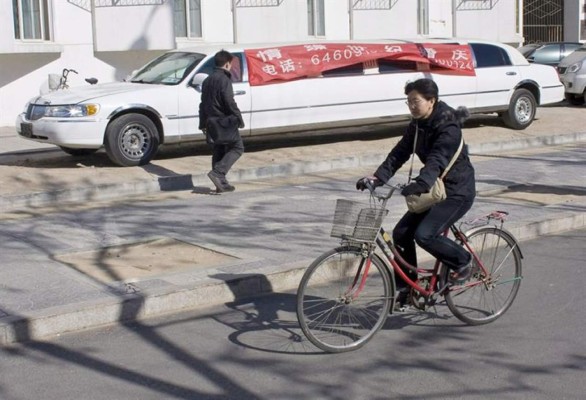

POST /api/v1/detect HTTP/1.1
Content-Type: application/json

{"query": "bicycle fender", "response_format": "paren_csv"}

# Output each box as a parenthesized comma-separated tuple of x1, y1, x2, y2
(463, 225, 524, 259)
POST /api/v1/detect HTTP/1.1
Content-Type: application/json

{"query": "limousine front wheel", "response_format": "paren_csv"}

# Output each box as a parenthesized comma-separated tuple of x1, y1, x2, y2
(105, 114, 160, 167)
(502, 89, 536, 130)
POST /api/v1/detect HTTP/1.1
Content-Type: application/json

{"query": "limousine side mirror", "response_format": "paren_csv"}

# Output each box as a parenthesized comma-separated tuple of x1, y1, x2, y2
(189, 73, 208, 92)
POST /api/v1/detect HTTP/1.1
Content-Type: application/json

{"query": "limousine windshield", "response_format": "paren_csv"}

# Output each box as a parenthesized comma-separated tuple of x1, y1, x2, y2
(130, 52, 205, 85)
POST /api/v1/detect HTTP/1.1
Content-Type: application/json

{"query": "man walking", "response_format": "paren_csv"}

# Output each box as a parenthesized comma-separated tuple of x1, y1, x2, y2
(199, 50, 245, 193)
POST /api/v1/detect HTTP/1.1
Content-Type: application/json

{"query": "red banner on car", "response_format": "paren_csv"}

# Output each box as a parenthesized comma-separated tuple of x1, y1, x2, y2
(244, 43, 475, 86)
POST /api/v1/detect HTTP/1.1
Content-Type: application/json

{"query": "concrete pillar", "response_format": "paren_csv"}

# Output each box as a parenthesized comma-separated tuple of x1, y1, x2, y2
(564, 0, 581, 41)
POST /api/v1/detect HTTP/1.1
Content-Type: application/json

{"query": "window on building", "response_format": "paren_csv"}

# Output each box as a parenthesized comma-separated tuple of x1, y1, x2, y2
(174, 0, 202, 38)
(307, 0, 325, 36)
(13, 0, 51, 40)
(417, 0, 429, 35)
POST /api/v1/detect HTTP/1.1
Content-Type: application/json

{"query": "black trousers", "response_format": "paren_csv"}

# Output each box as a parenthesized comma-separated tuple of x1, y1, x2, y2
(211, 137, 244, 177)
(392, 196, 474, 289)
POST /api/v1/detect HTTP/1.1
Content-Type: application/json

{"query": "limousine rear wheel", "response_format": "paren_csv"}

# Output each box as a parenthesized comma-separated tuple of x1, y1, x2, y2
(502, 89, 536, 130)
(105, 114, 160, 167)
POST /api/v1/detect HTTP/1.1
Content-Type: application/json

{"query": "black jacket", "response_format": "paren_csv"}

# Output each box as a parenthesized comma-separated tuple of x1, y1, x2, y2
(198, 68, 244, 130)
(374, 101, 476, 200)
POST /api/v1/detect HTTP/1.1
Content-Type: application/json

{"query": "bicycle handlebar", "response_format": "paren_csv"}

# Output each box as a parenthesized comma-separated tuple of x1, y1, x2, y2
(365, 181, 404, 201)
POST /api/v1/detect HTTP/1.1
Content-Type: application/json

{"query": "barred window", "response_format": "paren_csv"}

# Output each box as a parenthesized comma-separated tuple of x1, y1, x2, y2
(13, 0, 52, 40)
(174, 0, 202, 38)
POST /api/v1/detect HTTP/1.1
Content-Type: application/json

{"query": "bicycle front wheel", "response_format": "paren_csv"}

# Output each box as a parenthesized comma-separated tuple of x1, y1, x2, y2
(446, 227, 522, 325)
(296, 246, 393, 353)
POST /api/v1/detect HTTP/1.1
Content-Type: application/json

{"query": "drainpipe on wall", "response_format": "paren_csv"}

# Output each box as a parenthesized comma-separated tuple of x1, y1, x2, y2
(349, 0, 354, 40)
(452, 0, 457, 38)
(90, 0, 97, 51)
(232, 0, 238, 43)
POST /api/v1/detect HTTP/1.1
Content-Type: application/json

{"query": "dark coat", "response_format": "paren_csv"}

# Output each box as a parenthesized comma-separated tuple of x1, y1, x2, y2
(374, 101, 476, 200)
(198, 68, 244, 130)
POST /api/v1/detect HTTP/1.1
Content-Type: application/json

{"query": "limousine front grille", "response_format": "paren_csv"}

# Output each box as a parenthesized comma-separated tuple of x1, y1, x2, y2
(26, 104, 47, 121)
(558, 66, 567, 75)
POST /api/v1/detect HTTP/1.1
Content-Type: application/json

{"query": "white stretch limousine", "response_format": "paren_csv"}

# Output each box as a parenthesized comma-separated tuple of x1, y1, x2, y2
(16, 39, 564, 166)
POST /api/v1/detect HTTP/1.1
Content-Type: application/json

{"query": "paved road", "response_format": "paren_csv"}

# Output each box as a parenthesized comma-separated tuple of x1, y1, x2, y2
(0, 228, 584, 400)
(0, 142, 584, 345)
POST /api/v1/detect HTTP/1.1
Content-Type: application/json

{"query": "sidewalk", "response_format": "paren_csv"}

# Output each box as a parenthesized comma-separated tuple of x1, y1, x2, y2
(1, 105, 586, 211)
(0, 105, 585, 345)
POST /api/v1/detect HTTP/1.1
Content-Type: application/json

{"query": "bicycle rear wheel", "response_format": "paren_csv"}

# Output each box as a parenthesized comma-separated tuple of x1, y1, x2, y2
(296, 246, 393, 353)
(446, 227, 522, 325)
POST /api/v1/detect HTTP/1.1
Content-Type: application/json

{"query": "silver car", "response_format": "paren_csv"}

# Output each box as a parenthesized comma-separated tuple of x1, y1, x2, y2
(558, 46, 586, 105)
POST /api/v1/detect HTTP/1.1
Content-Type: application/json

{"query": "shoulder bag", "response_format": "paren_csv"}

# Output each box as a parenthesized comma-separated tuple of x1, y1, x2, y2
(206, 115, 240, 145)
(405, 124, 464, 213)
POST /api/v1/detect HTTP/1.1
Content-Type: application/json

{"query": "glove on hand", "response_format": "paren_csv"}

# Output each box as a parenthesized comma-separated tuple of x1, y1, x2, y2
(401, 181, 429, 197)
(355, 177, 383, 191)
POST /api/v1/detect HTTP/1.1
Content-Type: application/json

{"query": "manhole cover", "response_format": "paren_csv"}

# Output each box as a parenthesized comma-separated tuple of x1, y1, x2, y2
(54, 237, 236, 283)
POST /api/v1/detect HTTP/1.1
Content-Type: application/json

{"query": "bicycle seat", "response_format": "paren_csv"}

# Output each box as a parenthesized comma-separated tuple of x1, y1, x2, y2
(85, 77, 98, 85)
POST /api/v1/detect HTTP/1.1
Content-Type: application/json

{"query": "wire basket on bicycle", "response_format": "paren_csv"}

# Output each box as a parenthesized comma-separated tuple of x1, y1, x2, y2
(330, 199, 388, 243)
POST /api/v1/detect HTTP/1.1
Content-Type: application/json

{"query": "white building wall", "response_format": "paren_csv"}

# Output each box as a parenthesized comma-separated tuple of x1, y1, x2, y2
(324, 1, 349, 40)
(455, 0, 523, 45)
(0, 0, 528, 126)
(429, 0, 454, 37)
(351, 2, 417, 40)
(198, 0, 233, 45)
(93, 2, 175, 51)
(235, 2, 308, 43)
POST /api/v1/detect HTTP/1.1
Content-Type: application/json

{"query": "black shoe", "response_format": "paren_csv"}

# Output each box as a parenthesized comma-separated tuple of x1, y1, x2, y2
(208, 170, 224, 191)
(218, 183, 235, 193)
(393, 288, 411, 312)
(208, 171, 235, 193)
(450, 262, 472, 285)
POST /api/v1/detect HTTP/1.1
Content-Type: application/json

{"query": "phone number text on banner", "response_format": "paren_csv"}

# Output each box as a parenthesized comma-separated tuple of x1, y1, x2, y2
(244, 43, 475, 86)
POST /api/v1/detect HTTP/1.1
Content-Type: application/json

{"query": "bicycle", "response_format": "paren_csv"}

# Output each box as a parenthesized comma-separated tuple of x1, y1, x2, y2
(47, 68, 98, 91)
(296, 182, 523, 353)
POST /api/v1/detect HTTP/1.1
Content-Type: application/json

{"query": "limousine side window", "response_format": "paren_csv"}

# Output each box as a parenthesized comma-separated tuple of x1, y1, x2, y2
(378, 59, 418, 73)
(322, 62, 364, 77)
(470, 43, 512, 68)
(196, 53, 244, 83)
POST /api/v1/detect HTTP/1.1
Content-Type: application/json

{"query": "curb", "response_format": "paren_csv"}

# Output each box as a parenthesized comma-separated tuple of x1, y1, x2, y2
(1, 132, 585, 211)
(0, 208, 584, 345)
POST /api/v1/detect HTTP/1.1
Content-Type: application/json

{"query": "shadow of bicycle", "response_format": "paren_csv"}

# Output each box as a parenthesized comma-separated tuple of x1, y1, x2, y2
(212, 292, 321, 355)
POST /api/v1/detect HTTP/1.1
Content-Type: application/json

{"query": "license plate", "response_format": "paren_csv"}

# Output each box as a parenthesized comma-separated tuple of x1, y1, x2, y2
(20, 123, 33, 138)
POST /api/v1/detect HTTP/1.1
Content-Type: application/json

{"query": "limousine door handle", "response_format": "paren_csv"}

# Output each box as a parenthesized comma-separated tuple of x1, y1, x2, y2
(234, 90, 247, 96)
(506, 71, 517, 76)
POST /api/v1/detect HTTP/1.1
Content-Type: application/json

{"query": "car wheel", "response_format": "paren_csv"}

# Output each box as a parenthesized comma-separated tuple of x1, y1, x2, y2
(565, 93, 585, 106)
(104, 114, 160, 167)
(502, 88, 536, 130)
(59, 146, 98, 156)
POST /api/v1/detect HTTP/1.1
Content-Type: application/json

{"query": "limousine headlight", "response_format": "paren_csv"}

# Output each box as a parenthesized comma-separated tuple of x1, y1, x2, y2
(44, 104, 100, 118)
(567, 62, 583, 74)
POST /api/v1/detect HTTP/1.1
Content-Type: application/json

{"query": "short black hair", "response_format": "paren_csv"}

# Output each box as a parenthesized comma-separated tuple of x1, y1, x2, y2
(214, 50, 234, 67)
(404, 78, 439, 102)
